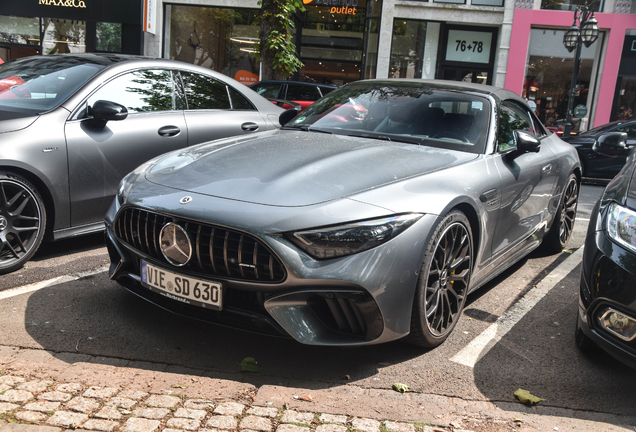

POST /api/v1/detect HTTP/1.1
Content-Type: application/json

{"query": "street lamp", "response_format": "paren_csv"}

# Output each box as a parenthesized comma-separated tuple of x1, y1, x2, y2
(562, 1, 599, 138)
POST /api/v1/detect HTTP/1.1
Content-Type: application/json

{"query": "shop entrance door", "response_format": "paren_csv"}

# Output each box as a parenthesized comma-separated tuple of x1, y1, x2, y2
(438, 66, 491, 85)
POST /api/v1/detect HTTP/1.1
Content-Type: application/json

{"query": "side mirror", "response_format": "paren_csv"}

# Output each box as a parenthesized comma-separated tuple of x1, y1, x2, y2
(279, 107, 300, 127)
(89, 100, 128, 127)
(593, 132, 630, 157)
(514, 130, 541, 153)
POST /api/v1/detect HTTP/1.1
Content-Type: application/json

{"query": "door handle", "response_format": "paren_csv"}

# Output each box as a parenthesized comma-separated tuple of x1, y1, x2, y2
(158, 126, 180, 136)
(241, 122, 259, 131)
(542, 163, 553, 173)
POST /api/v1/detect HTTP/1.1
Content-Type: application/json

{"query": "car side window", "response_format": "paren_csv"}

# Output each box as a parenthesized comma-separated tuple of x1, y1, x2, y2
(251, 83, 281, 99)
(320, 86, 335, 96)
(616, 124, 636, 139)
(87, 69, 174, 113)
(228, 86, 255, 110)
(498, 101, 534, 152)
(180, 71, 231, 110)
(286, 84, 321, 101)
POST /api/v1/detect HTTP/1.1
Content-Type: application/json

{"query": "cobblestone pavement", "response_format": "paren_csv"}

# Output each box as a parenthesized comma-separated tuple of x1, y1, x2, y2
(0, 347, 634, 432)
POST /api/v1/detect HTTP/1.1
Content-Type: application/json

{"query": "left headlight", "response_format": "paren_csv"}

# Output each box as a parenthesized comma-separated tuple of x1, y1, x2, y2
(286, 213, 423, 260)
(607, 202, 636, 253)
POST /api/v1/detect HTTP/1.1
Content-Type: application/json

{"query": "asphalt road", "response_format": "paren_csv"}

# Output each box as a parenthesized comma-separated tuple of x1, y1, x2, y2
(2, 184, 635, 422)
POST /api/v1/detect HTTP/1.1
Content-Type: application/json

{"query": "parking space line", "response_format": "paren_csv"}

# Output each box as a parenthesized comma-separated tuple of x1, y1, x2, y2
(0, 266, 108, 300)
(450, 247, 584, 368)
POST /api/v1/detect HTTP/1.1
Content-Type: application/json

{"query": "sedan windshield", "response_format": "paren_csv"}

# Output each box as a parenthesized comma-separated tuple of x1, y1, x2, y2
(285, 81, 491, 154)
(0, 56, 107, 114)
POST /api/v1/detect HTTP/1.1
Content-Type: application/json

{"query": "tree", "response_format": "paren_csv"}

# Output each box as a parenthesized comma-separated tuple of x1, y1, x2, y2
(258, 0, 304, 80)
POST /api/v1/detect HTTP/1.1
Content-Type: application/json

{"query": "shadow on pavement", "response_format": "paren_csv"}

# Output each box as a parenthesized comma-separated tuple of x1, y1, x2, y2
(18, 272, 422, 389)
(472, 262, 636, 424)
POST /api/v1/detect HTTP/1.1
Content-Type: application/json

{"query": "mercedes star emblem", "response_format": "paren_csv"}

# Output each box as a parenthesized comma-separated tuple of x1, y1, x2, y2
(0, 216, 7, 232)
(180, 196, 193, 204)
(159, 223, 192, 266)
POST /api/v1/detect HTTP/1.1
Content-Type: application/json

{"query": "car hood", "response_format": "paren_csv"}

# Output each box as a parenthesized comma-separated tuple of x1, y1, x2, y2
(145, 131, 478, 207)
(0, 110, 38, 134)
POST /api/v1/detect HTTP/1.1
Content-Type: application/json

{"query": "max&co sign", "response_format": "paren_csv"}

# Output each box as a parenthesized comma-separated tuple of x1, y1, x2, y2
(303, 0, 359, 15)
(38, 0, 87, 7)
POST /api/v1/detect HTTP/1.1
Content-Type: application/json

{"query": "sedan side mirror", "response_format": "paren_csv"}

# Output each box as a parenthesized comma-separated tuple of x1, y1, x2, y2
(89, 100, 128, 128)
(593, 132, 631, 158)
(514, 130, 541, 153)
(279, 107, 300, 127)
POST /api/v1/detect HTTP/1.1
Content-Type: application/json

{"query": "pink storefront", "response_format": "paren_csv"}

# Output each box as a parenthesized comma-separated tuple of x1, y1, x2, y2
(505, 6, 636, 133)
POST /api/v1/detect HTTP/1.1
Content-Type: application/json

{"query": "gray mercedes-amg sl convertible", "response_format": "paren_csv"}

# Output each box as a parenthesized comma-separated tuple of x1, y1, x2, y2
(105, 80, 581, 347)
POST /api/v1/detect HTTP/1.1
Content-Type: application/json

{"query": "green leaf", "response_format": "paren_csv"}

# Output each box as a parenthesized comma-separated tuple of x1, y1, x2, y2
(514, 388, 545, 406)
(392, 383, 409, 393)
(238, 357, 262, 373)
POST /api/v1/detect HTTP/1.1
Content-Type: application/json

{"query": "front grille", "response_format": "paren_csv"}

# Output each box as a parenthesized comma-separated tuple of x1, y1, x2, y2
(115, 207, 286, 283)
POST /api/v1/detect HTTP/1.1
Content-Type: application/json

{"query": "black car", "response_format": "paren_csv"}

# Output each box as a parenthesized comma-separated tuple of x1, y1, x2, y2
(563, 120, 636, 179)
(577, 132, 636, 368)
(249, 80, 337, 111)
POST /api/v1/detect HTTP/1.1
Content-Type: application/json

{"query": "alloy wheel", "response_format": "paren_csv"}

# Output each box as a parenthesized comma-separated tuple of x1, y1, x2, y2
(0, 178, 44, 272)
(425, 222, 472, 337)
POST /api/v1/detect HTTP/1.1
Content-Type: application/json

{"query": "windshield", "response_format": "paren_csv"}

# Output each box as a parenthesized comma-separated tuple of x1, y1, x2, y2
(285, 82, 491, 154)
(0, 56, 107, 114)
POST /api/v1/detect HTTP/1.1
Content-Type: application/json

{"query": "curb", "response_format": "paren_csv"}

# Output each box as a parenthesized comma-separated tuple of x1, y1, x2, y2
(1, 347, 635, 432)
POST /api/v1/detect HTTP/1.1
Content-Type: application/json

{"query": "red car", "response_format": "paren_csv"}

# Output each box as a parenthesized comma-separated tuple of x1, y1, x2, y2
(250, 80, 336, 111)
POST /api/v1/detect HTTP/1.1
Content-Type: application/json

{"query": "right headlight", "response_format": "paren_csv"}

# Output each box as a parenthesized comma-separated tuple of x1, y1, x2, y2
(607, 202, 636, 253)
(285, 213, 423, 260)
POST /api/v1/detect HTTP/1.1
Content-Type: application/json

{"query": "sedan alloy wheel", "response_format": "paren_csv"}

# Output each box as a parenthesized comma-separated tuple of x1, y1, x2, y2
(0, 175, 46, 274)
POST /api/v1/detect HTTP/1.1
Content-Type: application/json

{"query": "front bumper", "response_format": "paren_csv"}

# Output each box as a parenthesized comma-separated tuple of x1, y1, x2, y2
(578, 202, 636, 368)
(104, 199, 439, 346)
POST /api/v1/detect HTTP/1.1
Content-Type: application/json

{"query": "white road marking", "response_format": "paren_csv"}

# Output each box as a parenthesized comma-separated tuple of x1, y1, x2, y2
(451, 247, 585, 368)
(0, 265, 108, 300)
(577, 217, 591, 222)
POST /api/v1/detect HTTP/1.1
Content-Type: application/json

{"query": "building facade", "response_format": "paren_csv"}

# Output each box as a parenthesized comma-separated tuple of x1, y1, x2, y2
(2, 0, 636, 131)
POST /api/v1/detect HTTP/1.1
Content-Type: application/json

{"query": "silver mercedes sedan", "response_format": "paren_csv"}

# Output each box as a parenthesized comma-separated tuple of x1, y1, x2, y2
(0, 54, 283, 274)
(105, 80, 581, 347)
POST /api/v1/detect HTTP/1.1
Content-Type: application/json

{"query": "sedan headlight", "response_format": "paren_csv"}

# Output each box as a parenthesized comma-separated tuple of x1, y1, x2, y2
(607, 202, 636, 253)
(286, 213, 423, 259)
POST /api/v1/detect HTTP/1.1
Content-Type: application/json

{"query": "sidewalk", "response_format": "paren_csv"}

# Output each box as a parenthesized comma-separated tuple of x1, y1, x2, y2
(0, 346, 634, 432)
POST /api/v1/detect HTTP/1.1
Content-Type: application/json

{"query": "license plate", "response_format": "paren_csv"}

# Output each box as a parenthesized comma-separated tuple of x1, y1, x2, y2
(141, 261, 222, 310)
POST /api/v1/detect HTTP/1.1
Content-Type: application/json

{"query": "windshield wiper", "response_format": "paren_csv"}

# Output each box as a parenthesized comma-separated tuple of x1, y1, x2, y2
(282, 125, 332, 134)
(346, 132, 424, 145)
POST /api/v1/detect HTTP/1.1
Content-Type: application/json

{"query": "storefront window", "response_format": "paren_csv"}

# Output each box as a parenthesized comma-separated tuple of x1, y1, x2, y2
(524, 28, 602, 133)
(541, 0, 602, 11)
(164, 5, 260, 85)
(42, 18, 86, 55)
(96, 22, 122, 52)
(390, 20, 426, 78)
(0, 16, 40, 46)
(298, 0, 376, 84)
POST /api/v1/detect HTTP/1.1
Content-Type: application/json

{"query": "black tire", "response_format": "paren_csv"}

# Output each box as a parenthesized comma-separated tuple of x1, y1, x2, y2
(406, 210, 473, 348)
(575, 314, 599, 352)
(542, 173, 578, 254)
(0, 173, 46, 274)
